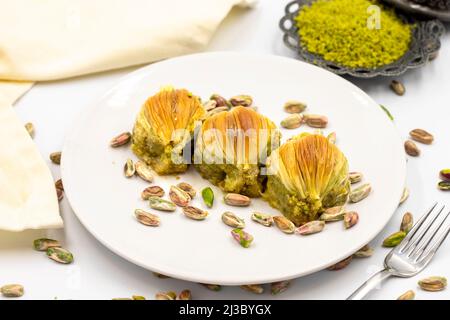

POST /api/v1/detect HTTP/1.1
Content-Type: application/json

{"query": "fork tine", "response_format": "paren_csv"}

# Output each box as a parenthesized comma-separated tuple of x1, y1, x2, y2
(397, 202, 439, 252)
(418, 223, 450, 264)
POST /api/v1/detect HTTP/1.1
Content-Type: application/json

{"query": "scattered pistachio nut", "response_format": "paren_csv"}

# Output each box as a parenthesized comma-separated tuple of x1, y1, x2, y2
(224, 193, 251, 207)
(33, 238, 61, 251)
(132, 295, 146, 300)
(56, 187, 64, 202)
(438, 181, 450, 191)
(409, 129, 434, 145)
(404, 140, 420, 157)
(47, 247, 74, 264)
(55, 179, 64, 191)
(177, 182, 196, 199)
(210, 94, 230, 108)
(49, 152, 62, 165)
(202, 187, 214, 208)
(397, 290, 415, 300)
(251, 212, 274, 227)
(440, 169, 450, 181)
(284, 100, 307, 114)
(327, 256, 353, 271)
(349, 183, 371, 203)
(418, 276, 447, 292)
(135, 209, 160, 227)
(327, 132, 337, 144)
(348, 172, 363, 184)
(141, 186, 165, 200)
(399, 187, 409, 205)
(169, 185, 191, 207)
(110, 131, 132, 147)
(206, 106, 229, 118)
(304, 114, 328, 128)
(390, 80, 406, 96)
(353, 245, 374, 258)
(201, 283, 222, 291)
(25, 122, 35, 138)
(183, 206, 208, 220)
(296, 220, 325, 235)
(177, 290, 192, 300)
(383, 231, 406, 247)
(135, 161, 154, 182)
(148, 196, 176, 212)
(231, 228, 253, 248)
(344, 211, 359, 229)
(280, 114, 303, 129)
(400, 212, 413, 233)
(319, 206, 345, 222)
(229, 95, 253, 107)
(222, 212, 245, 229)
(273, 216, 296, 234)
(155, 291, 176, 300)
(241, 284, 264, 294)
(124, 158, 136, 178)
(1, 284, 24, 298)
(203, 99, 217, 111)
(271, 280, 291, 295)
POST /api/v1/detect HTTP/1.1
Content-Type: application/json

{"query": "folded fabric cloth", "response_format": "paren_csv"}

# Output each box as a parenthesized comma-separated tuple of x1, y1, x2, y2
(0, 0, 255, 231)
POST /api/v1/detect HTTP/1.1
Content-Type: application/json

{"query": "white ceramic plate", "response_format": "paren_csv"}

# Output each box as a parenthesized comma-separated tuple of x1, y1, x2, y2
(62, 52, 406, 285)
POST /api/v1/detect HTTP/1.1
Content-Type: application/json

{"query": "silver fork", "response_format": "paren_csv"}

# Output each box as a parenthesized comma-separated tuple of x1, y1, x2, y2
(348, 203, 450, 300)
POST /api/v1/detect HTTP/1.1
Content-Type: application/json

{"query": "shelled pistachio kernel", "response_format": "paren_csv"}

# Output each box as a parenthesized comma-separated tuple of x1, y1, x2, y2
(409, 128, 434, 145)
(201, 283, 222, 291)
(141, 186, 165, 200)
(344, 211, 359, 229)
(284, 100, 306, 114)
(241, 284, 264, 294)
(110, 131, 131, 147)
(229, 95, 253, 107)
(49, 152, 62, 165)
(224, 193, 251, 207)
(222, 212, 245, 228)
(418, 276, 447, 292)
(202, 187, 214, 208)
(148, 196, 176, 212)
(382, 231, 406, 247)
(155, 291, 177, 300)
(46, 247, 74, 264)
(1, 284, 24, 298)
(273, 216, 295, 234)
(400, 212, 413, 233)
(135, 209, 160, 227)
(25, 122, 35, 138)
(210, 94, 229, 108)
(177, 290, 192, 300)
(280, 114, 303, 129)
(183, 206, 208, 220)
(251, 212, 273, 227)
(327, 256, 353, 271)
(124, 158, 135, 178)
(438, 181, 450, 191)
(348, 172, 363, 184)
(349, 183, 371, 203)
(135, 161, 154, 182)
(271, 281, 291, 295)
(231, 229, 253, 248)
(404, 140, 420, 157)
(132, 295, 146, 300)
(33, 238, 61, 251)
(319, 206, 345, 222)
(169, 185, 191, 207)
(296, 220, 325, 235)
(353, 245, 374, 258)
(399, 187, 409, 205)
(397, 290, 415, 300)
(304, 114, 328, 128)
(390, 80, 405, 96)
(177, 182, 196, 199)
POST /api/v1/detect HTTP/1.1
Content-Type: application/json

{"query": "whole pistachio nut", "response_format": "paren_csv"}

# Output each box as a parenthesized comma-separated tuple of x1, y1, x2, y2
(344, 211, 359, 229)
(47, 247, 74, 264)
(400, 212, 413, 233)
(177, 290, 192, 300)
(273, 216, 296, 234)
(404, 140, 420, 157)
(230, 95, 253, 107)
(33, 238, 61, 251)
(304, 114, 328, 128)
(201, 283, 222, 291)
(296, 220, 325, 235)
(206, 106, 229, 118)
(440, 169, 450, 181)
(438, 181, 450, 191)
(1, 284, 24, 298)
(409, 129, 434, 145)
(25, 122, 35, 138)
(124, 158, 136, 178)
(271, 280, 291, 295)
(224, 193, 251, 207)
(251, 212, 274, 227)
(348, 172, 363, 184)
(284, 100, 307, 114)
(418, 276, 447, 292)
(327, 256, 353, 271)
(49, 152, 62, 165)
(141, 186, 165, 200)
(177, 182, 196, 199)
(203, 99, 217, 111)
(353, 245, 374, 258)
(183, 206, 208, 220)
(132, 295, 146, 300)
(148, 196, 176, 212)
(202, 187, 214, 208)
(383, 231, 406, 247)
(319, 206, 345, 222)
(231, 228, 253, 248)
(241, 284, 264, 294)
(135, 161, 154, 182)
(110, 131, 132, 147)
(399, 187, 409, 205)
(390, 80, 406, 96)
(280, 114, 303, 129)
(222, 212, 245, 229)
(349, 183, 371, 203)
(327, 132, 337, 144)
(169, 185, 191, 207)
(135, 209, 160, 227)
(397, 290, 415, 300)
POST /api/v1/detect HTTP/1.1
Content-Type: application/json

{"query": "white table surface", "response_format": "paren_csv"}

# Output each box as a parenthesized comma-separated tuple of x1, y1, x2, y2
(2, 0, 450, 300)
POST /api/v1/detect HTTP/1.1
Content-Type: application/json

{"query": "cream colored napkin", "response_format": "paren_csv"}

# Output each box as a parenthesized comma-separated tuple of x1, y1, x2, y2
(0, 0, 255, 231)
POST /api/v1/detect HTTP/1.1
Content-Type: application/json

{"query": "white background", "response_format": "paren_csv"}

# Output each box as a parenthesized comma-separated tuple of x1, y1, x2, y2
(2, 0, 450, 300)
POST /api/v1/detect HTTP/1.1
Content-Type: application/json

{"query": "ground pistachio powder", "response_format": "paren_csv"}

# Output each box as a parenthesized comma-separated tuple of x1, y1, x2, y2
(295, 0, 412, 69)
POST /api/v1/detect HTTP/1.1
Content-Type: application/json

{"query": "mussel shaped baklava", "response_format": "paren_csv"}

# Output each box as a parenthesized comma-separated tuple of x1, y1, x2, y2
(194, 106, 280, 197)
(132, 87, 206, 175)
(263, 133, 350, 225)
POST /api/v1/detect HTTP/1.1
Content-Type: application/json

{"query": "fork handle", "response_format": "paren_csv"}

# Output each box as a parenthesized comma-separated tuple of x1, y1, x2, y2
(347, 268, 393, 300)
